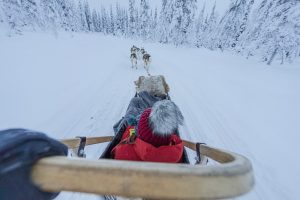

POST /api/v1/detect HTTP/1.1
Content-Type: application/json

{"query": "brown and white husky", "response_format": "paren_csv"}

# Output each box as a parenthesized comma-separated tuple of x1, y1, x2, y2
(143, 52, 151, 74)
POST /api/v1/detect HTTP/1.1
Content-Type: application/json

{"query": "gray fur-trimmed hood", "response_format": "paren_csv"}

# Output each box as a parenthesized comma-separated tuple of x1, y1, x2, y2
(149, 100, 184, 136)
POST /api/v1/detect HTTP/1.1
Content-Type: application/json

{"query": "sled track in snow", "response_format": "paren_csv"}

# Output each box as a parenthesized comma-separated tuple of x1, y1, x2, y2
(54, 46, 255, 200)
(55, 64, 137, 200)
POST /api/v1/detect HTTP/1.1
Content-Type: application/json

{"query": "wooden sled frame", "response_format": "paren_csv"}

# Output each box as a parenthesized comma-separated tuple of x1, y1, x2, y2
(31, 136, 254, 200)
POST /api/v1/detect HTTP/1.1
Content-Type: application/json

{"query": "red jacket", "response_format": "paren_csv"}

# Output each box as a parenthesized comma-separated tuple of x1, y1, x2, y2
(111, 126, 184, 163)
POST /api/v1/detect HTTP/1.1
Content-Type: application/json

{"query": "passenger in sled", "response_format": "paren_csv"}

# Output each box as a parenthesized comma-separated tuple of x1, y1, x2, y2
(111, 91, 184, 163)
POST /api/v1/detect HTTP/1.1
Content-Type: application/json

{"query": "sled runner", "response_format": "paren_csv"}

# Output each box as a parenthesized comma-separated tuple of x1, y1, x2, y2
(0, 76, 254, 200)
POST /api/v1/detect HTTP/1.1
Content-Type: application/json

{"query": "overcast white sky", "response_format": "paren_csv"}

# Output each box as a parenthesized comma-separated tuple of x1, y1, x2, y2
(87, 0, 232, 15)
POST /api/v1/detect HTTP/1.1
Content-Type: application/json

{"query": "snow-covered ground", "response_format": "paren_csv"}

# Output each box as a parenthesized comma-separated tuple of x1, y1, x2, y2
(1, 33, 300, 200)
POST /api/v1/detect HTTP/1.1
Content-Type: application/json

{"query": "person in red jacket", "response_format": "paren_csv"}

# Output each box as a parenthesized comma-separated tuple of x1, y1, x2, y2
(111, 100, 184, 163)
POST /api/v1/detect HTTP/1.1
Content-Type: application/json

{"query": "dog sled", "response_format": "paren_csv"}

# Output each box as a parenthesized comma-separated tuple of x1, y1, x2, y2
(0, 76, 254, 200)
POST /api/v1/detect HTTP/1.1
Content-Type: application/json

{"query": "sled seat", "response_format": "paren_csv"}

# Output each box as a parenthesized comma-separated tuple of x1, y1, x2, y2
(134, 75, 170, 97)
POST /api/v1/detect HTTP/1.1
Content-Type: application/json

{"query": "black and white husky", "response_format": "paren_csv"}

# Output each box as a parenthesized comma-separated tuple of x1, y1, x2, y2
(131, 45, 138, 54)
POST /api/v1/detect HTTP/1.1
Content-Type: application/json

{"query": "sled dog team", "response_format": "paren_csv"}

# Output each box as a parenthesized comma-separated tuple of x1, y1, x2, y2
(130, 45, 151, 75)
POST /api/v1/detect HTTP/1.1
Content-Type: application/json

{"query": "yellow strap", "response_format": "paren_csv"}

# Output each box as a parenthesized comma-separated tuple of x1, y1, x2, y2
(129, 128, 135, 137)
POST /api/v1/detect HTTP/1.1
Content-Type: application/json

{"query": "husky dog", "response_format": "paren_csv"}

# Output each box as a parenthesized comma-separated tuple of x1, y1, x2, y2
(140, 48, 146, 60)
(130, 53, 138, 69)
(143, 52, 151, 74)
(131, 45, 137, 54)
(136, 47, 141, 60)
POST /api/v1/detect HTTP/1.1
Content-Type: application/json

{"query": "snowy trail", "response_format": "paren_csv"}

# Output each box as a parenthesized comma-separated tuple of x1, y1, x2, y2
(1, 33, 300, 200)
(147, 45, 297, 199)
(150, 46, 244, 144)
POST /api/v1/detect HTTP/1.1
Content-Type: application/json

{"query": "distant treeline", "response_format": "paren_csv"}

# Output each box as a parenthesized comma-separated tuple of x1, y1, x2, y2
(1, 0, 299, 64)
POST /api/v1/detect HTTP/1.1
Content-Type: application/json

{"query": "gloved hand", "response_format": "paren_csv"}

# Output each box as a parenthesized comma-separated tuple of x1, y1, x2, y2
(0, 129, 68, 200)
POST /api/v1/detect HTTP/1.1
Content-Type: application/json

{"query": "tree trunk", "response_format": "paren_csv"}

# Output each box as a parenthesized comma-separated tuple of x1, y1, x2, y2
(267, 47, 278, 65)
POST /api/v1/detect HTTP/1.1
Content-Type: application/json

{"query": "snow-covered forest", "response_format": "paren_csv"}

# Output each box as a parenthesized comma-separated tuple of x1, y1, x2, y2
(0, 0, 299, 65)
(1, 0, 300, 200)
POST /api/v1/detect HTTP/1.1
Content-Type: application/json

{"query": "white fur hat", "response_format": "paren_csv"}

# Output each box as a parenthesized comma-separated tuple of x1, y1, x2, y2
(149, 100, 184, 136)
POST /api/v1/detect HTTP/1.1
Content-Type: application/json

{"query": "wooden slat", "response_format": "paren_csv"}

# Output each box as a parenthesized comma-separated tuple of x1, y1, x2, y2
(61, 136, 114, 149)
(183, 140, 234, 163)
(31, 141, 254, 199)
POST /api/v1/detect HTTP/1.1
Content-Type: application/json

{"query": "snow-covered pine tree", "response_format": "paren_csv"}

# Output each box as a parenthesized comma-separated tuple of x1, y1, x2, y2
(159, 0, 174, 43)
(121, 8, 128, 36)
(49, 0, 70, 31)
(182, 0, 197, 45)
(289, 2, 300, 60)
(100, 7, 109, 34)
(149, 9, 153, 38)
(128, 0, 136, 37)
(216, 0, 253, 50)
(231, 0, 254, 50)
(78, 1, 87, 31)
(40, 0, 78, 32)
(19, 0, 41, 31)
(123, 9, 129, 37)
(203, 1, 219, 49)
(1, 0, 26, 34)
(243, 0, 300, 64)
(139, 0, 150, 40)
(98, 10, 103, 32)
(134, 5, 140, 37)
(170, 0, 183, 45)
(109, 5, 115, 35)
(239, 0, 272, 58)
(0, 0, 8, 31)
(0, 3, 3, 24)
(65, 0, 79, 32)
(115, 3, 123, 36)
(83, 1, 92, 31)
(57, 0, 69, 31)
(40, 0, 60, 34)
(170, 0, 197, 45)
(263, 0, 300, 64)
(150, 7, 158, 41)
(195, 3, 206, 47)
(92, 9, 100, 32)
